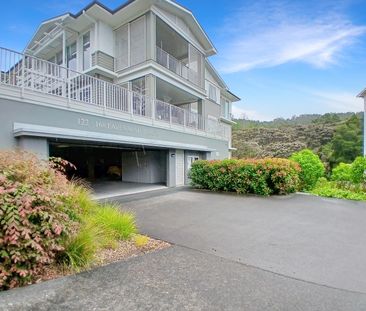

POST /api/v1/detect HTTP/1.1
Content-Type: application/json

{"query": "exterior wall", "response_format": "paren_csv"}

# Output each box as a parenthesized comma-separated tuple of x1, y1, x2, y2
(17, 137, 49, 160)
(121, 150, 166, 184)
(0, 98, 230, 159)
(203, 99, 221, 120)
(97, 21, 115, 57)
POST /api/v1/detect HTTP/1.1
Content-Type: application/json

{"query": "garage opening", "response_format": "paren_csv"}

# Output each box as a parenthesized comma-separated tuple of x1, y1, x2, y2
(49, 141, 167, 198)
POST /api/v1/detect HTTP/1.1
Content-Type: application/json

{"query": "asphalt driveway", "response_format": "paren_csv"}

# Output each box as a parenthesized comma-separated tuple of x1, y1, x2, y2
(119, 190, 366, 294)
(2, 189, 366, 310)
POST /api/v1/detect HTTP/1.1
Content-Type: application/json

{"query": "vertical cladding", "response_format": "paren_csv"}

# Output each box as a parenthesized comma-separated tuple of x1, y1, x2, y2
(175, 149, 185, 186)
(121, 150, 167, 184)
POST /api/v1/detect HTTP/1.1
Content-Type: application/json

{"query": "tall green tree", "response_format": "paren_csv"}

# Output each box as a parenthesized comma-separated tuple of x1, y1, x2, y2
(329, 114, 363, 167)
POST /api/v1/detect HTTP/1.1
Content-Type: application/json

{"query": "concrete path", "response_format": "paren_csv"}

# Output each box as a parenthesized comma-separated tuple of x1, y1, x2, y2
(2, 246, 366, 311)
(2, 190, 366, 310)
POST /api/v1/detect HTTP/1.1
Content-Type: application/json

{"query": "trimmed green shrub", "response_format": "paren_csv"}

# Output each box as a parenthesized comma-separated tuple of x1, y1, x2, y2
(350, 156, 366, 184)
(290, 149, 325, 190)
(190, 158, 301, 195)
(331, 163, 352, 182)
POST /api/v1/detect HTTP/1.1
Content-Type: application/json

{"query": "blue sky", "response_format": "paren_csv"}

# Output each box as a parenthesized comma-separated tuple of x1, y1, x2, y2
(1, 0, 366, 120)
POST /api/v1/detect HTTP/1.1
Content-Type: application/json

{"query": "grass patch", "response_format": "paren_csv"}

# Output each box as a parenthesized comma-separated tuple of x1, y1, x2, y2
(59, 188, 137, 270)
(90, 204, 137, 240)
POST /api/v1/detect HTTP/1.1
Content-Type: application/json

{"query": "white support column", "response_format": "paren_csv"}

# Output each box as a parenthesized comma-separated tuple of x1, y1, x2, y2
(62, 30, 66, 67)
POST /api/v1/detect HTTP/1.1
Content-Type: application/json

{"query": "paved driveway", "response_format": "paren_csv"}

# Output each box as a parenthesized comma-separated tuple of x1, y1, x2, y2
(2, 189, 366, 310)
(119, 190, 366, 294)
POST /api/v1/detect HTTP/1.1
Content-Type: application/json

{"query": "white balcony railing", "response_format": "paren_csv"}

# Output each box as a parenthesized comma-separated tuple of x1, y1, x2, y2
(156, 46, 200, 88)
(0, 47, 227, 139)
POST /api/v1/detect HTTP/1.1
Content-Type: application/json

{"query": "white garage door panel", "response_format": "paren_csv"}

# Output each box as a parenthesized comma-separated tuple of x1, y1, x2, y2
(176, 150, 185, 186)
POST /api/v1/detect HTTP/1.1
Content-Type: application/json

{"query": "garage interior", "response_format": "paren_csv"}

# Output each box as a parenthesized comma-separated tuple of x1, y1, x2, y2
(49, 141, 168, 198)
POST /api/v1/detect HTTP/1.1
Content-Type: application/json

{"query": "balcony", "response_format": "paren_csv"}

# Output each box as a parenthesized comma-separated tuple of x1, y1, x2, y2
(156, 46, 199, 87)
(0, 47, 228, 140)
(155, 17, 203, 89)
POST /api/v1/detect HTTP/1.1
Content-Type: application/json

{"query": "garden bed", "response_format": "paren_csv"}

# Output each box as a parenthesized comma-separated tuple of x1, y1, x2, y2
(35, 237, 170, 283)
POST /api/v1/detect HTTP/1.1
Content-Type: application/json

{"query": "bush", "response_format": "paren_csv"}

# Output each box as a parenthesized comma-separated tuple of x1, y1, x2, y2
(350, 156, 366, 184)
(0, 151, 76, 290)
(190, 158, 301, 195)
(290, 149, 325, 190)
(331, 163, 352, 182)
(0, 151, 138, 289)
(311, 178, 366, 201)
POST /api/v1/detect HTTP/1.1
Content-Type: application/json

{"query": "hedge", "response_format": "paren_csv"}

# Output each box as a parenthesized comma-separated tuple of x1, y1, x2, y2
(189, 158, 301, 195)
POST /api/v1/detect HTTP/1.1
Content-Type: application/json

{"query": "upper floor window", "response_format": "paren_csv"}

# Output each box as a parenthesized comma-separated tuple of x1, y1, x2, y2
(67, 42, 77, 71)
(115, 16, 146, 71)
(220, 97, 231, 119)
(83, 32, 91, 70)
(209, 84, 217, 102)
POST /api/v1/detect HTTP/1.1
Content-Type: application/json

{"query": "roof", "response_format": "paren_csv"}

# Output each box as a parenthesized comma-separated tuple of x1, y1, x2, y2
(357, 88, 366, 98)
(205, 60, 241, 102)
(27, 0, 216, 55)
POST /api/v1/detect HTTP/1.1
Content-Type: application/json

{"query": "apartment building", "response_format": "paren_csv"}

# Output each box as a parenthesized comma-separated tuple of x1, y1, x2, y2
(0, 0, 240, 187)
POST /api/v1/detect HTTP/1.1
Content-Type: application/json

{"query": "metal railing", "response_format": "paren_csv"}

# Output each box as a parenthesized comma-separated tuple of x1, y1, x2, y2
(156, 46, 201, 88)
(0, 46, 226, 138)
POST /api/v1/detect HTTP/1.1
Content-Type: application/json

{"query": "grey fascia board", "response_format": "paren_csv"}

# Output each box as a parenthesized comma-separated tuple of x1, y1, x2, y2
(13, 123, 215, 152)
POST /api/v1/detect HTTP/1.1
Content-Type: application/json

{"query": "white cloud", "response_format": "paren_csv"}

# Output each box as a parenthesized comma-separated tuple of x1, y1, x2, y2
(232, 104, 274, 121)
(216, 1, 366, 73)
(309, 90, 363, 112)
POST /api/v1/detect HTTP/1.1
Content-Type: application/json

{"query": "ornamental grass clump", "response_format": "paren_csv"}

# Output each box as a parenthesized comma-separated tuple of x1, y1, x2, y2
(190, 158, 301, 195)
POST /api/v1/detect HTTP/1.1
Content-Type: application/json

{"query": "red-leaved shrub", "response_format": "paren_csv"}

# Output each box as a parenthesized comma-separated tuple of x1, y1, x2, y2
(189, 158, 301, 195)
(0, 151, 77, 290)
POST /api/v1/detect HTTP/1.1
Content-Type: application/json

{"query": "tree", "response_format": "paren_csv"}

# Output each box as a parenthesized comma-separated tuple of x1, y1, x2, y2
(328, 114, 363, 167)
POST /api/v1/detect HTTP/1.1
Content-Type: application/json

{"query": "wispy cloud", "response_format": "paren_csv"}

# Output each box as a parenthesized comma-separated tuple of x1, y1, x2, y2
(216, 0, 366, 73)
(309, 90, 363, 112)
(232, 104, 274, 121)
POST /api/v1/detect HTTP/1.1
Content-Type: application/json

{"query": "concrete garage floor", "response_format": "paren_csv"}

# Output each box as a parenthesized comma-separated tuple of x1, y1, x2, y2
(2, 189, 366, 310)
(91, 181, 167, 200)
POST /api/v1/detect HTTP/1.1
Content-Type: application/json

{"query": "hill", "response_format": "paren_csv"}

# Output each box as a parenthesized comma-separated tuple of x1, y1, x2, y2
(232, 112, 363, 169)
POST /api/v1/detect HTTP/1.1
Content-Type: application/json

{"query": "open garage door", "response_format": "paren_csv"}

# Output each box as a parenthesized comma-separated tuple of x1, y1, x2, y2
(49, 141, 168, 196)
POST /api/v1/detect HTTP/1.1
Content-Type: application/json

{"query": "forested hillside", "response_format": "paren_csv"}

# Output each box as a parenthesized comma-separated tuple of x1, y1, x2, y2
(232, 112, 363, 170)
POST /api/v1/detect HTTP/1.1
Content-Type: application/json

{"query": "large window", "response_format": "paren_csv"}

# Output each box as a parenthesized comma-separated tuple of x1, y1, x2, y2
(209, 84, 217, 102)
(188, 44, 203, 86)
(130, 16, 146, 66)
(115, 16, 146, 71)
(67, 42, 77, 71)
(83, 32, 91, 70)
(115, 25, 128, 70)
(131, 76, 147, 116)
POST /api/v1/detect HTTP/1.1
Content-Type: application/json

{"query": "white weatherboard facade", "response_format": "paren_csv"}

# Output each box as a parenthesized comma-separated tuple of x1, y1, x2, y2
(0, 0, 240, 187)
